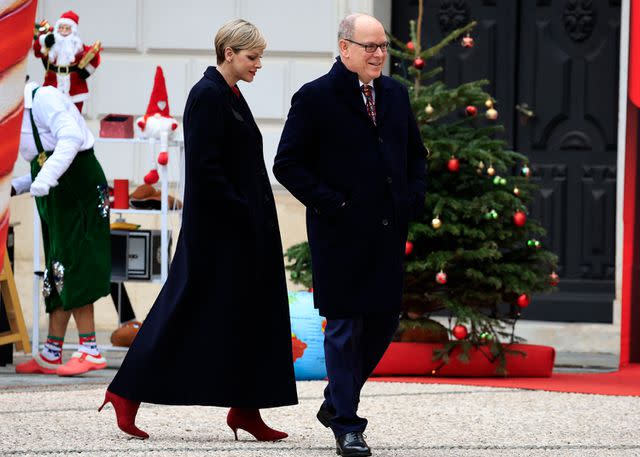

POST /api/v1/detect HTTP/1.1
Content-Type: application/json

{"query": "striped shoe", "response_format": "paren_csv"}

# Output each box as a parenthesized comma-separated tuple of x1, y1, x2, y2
(56, 351, 107, 377)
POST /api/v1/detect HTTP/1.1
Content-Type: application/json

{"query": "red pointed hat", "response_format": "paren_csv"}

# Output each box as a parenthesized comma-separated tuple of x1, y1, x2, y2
(144, 66, 171, 117)
(59, 10, 79, 25)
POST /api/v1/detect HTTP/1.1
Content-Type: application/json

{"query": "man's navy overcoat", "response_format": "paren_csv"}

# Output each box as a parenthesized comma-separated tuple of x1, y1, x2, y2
(274, 58, 427, 319)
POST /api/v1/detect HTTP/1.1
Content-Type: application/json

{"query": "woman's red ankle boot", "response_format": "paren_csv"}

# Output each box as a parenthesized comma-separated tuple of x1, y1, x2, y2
(226, 407, 288, 441)
(98, 390, 149, 439)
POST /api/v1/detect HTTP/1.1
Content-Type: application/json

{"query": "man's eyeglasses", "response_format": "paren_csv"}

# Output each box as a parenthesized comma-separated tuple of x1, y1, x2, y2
(344, 38, 390, 53)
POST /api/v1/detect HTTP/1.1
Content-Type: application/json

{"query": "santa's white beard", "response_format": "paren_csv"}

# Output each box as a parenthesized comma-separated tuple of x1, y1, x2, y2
(49, 32, 83, 66)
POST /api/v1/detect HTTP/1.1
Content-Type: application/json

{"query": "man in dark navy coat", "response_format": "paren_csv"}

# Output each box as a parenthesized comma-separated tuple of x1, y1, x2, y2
(274, 13, 427, 457)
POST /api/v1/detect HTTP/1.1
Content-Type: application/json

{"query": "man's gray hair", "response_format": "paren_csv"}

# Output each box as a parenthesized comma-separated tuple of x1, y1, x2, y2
(338, 13, 364, 40)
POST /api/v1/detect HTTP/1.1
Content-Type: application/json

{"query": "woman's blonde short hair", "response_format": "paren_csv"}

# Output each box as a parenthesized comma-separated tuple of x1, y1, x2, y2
(214, 19, 266, 64)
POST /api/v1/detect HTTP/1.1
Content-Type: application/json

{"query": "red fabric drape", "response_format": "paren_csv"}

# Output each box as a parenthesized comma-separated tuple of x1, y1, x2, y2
(630, 0, 640, 107)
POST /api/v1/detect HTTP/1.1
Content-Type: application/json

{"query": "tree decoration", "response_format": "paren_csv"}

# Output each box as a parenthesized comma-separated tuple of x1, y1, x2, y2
(406, 40, 415, 51)
(487, 165, 496, 176)
(521, 165, 531, 177)
(465, 105, 478, 117)
(431, 216, 442, 229)
(425, 103, 434, 115)
(492, 176, 506, 186)
(550, 272, 560, 286)
(513, 187, 520, 196)
(452, 324, 468, 340)
(435, 270, 448, 284)
(527, 239, 542, 249)
(513, 210, 527, 227)
(157, 152, 168, 165)
(517, 294, 530, 308)
(484, 209, 499, 220)
(405, 240, 414, 255)
(461, 34, 474, 48)
(414, 57, 425, 69)
(447, 156, 460, 172)
(486, 107, 498, 120)
(485, 98, 494, 108)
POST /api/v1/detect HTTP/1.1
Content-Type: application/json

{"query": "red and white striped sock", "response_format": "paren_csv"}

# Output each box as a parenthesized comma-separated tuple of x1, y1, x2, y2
(78, 332, 100, 356)
(41, 335, 63, 363)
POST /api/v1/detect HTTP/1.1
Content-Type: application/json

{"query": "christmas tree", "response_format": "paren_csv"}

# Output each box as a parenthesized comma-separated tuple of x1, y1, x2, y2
(285, 3, 558, 373)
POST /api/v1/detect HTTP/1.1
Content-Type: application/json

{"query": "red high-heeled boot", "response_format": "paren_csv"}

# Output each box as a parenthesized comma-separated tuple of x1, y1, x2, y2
(226, 407, 288, 441)
(98, 390, 149, 439)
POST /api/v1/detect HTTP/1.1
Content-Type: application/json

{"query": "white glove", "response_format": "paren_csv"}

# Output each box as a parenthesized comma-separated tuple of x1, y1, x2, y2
(30, 181, 50, 197)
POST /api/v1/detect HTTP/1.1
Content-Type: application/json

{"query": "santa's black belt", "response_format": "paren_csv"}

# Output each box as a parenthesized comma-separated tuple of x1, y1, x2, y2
(45, 61, 80, 74)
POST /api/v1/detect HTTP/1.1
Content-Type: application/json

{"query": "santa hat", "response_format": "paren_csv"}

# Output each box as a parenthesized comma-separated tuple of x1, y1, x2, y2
(144, 66, 172, 118)
(55, 10, 79, 33)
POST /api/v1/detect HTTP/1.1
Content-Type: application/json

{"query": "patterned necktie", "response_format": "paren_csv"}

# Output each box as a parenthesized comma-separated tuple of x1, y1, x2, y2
(361, 84, 376, 125)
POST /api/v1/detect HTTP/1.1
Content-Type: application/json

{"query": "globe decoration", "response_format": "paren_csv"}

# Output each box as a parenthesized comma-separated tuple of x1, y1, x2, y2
(288, 291, 327, 380)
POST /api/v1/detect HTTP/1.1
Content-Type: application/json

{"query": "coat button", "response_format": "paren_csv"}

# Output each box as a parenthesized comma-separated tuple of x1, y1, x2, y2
(382, 219, 389, 226)
(386, 177, 393, 184)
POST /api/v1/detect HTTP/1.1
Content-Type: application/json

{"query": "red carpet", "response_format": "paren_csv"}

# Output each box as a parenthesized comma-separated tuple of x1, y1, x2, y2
(372, 364, 640, 396)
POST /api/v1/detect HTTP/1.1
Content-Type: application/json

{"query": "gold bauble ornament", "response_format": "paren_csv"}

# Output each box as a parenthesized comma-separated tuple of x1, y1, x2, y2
(487, 166, 496, 176)
(486, 107, 498, 120)
(513, 187, 520, 196)
(485, 98, 493, 108)
(432, 217, 442, 229)
(425, 103, 434, 115)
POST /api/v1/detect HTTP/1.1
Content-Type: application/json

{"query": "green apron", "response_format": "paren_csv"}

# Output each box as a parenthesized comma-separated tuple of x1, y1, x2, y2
(29, 91, 111, 312)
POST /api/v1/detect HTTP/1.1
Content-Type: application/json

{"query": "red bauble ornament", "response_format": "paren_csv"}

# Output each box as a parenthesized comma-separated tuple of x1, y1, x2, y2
(413, 57, 425, 69)
(550, 272, 560, 287)
(157, 152, 169, 165)
(144, 169, 159, 185)
(406, 41, 415, 51)
(462, 35, 475, 48)
(447, 157, 460, 172)
(452, 324, 468, 340)
(435, 270, 447, 284)
(465, 105, 478, 117)
(513, 210, 527, 227)
(517, 294, 530, 308)
(405, 240, 414, 255)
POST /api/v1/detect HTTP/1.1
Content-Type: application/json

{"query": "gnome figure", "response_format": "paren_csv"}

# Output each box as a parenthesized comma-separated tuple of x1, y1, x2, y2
(33, 10, 101, 113)
(136, 66, 179, 185)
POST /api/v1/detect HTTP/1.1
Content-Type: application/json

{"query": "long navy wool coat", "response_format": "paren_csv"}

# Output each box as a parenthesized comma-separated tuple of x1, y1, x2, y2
(108, 67, 298, 408)
(274, 58, 427, 319)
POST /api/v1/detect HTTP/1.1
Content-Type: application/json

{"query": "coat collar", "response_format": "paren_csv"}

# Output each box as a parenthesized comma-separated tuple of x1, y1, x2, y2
(204, 66, 241, 102)
(329, 57, 391, 126)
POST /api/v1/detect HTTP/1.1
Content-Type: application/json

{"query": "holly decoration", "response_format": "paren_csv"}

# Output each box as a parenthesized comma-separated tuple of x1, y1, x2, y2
(405, 240, 414, 255)
(513, 210, 527, 227)
(550, 272, 560, 286)
(435, 270, 447, 284)
(432, 216, 442, 230)
(447, 156, 460, 172)
(414, 57, 425, 69)
(452, 324, 468, 340)
(465, 105, 478, 117)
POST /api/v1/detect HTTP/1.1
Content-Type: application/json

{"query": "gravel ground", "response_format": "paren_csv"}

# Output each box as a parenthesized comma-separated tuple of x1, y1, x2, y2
(1, 374, 639, 457)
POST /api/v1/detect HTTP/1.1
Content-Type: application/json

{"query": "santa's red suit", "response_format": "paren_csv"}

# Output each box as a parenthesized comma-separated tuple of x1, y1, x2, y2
(32, 10, 100, 111)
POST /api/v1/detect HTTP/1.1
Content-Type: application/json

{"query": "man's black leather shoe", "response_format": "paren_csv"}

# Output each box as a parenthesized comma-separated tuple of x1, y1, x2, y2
(316, 405, 334, 428)
(335, 432, 371, 456)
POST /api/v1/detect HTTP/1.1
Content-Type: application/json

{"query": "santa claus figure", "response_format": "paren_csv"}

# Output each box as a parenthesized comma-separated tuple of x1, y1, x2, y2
(136, 66, 179, 184)
(33, 10, 101, 112)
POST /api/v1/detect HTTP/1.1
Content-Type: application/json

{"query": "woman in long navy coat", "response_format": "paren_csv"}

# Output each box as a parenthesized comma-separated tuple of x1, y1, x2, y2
(100, 19, 298, 441)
